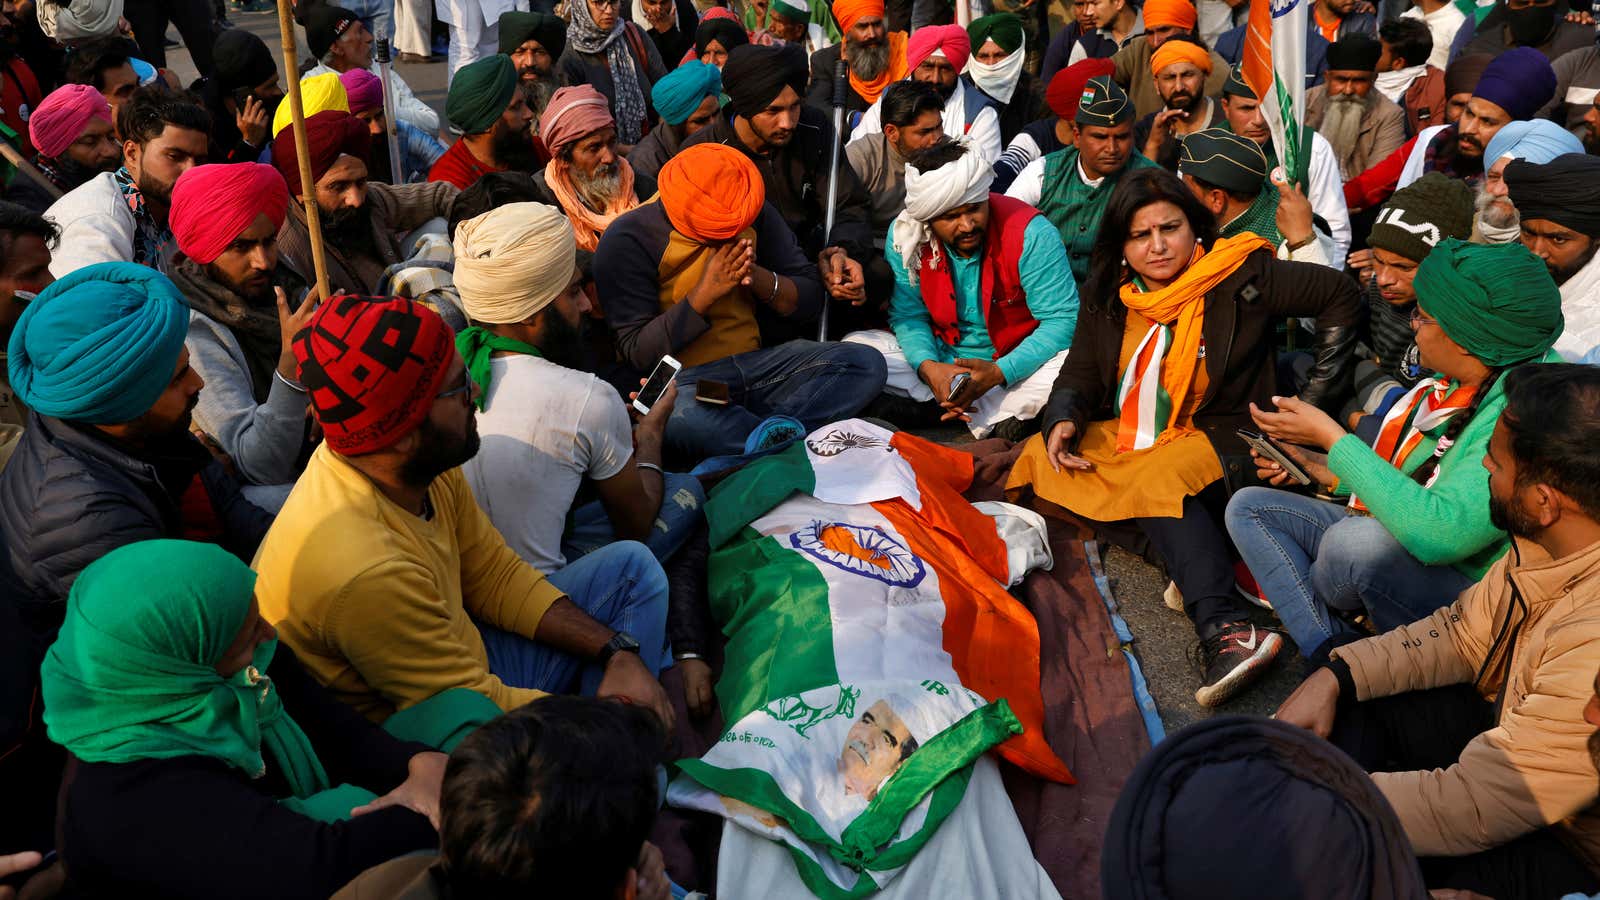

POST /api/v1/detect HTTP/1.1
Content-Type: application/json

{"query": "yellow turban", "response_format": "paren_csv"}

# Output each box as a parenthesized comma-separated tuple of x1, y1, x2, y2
(452, 202, 578, 324)
(1150, 40, 1212, 78)
(272, 72, 350, 139)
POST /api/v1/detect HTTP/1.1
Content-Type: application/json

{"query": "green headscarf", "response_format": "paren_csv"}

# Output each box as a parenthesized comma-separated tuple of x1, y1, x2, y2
(455, 326, 542, 412)
(41, 540, 330, 799)
(446, 55, 518, 135)
(968, 12, 1024, 54)
(1413, 238, 1565, 368)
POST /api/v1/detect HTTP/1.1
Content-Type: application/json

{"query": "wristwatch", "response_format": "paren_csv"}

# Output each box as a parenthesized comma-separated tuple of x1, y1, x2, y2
(597, 631, 642, 666)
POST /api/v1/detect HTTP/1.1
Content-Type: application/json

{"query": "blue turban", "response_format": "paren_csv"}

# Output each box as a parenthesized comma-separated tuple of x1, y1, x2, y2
(651, 60, 722, 127)
(8, 262, 190, 424)
(1485, 118, 1584, 167)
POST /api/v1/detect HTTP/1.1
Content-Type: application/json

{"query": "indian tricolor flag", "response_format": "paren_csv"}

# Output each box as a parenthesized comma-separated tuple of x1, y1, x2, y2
(1454, 0, 1497, 26)
(668, 420, 1072, 896)
(1242, 0, 1308, 188)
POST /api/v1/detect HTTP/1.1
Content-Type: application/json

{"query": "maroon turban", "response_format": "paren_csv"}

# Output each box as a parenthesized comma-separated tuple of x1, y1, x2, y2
(170, 163, 289, 264)
(271, 109, 371, 198)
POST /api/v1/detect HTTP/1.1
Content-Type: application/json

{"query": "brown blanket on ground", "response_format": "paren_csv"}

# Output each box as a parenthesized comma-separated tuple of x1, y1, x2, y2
(653, 440, 1151, 899)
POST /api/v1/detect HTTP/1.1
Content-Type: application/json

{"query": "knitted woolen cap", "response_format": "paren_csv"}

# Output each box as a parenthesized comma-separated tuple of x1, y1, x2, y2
(1367, 172, 1474, 263)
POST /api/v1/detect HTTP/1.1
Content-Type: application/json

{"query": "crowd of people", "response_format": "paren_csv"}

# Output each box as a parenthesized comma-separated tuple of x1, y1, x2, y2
(2, 0, 1600, 895)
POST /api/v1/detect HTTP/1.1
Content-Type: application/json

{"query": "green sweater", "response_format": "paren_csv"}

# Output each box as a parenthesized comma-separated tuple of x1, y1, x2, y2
(1326, 350, 1563, 579)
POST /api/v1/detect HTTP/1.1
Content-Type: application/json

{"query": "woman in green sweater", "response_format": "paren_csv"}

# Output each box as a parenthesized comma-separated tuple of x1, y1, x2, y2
(1223, 239, 1566, 661)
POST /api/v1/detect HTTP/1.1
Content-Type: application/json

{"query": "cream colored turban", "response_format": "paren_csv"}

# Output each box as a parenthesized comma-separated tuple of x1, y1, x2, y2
(452, 202, 578, 324)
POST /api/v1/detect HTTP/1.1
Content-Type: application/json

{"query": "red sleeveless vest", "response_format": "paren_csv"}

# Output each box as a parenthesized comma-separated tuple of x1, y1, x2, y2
(916, 193, 1040, 360)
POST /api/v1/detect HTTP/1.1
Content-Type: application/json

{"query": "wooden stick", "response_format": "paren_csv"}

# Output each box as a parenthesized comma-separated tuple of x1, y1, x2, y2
(276, 0, 331, 300)
(0, 143, 63, 202)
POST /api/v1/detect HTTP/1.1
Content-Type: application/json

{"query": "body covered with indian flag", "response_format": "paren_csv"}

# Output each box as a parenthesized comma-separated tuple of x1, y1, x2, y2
(666, 419, 1071, 896)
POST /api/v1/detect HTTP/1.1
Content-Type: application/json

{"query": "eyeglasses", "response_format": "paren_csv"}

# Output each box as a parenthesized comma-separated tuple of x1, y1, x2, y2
(437, 374, 474, 402)
(1410, 310, 1439, 329)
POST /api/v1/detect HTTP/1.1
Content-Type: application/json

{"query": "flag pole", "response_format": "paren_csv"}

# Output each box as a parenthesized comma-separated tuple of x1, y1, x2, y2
(276, 0, 332, 300)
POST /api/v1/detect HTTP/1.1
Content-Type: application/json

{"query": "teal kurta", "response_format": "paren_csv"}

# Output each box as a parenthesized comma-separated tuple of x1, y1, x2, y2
(1035, 148, 1160, 284)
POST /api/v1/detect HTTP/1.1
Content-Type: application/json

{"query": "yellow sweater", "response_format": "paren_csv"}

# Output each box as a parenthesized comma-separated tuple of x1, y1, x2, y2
(254, 443, 565, 722)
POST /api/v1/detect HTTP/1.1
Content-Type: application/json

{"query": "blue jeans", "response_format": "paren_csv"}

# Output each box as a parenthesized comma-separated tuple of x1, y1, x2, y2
(476, 541, 670, 696)
(562, 472, 705, 564)
(666, 340, 888, 460)
(1224, 487, 1476, 658)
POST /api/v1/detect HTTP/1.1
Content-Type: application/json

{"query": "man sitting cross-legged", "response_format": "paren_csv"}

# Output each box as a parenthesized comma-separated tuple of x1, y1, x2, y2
(846, 136, 1079, 441)
(252, 296, 674, 731)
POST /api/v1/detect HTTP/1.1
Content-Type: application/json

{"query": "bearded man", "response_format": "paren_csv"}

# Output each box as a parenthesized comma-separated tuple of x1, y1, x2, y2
(274, 110, 459, 296)
(807, 0, 907, 118)
(5, 84, 120, 214)
(167, 163, 314, 511)
(430, 55, 542, 191)
(851, 25, 1003, 163)
(534, 85, 655, 253)
(46, 87, 209, 277)
(497, 11, 564, 117)
(1131, 35, 1217, 170)
(1305, 33, 1407, 181)
(1505, 153, 1600, 363)
(1472, 118, 1581, 245)
(632, 60, 723, 180)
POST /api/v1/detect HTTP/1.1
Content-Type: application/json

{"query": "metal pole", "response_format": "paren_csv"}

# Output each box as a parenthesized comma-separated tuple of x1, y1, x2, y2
(376, 37, 405, 182)
(277, 0, 331, 300)
(819, 57, 847, 342)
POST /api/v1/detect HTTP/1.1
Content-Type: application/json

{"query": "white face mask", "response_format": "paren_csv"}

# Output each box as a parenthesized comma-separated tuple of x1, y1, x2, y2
(964, 37, 1027, 105)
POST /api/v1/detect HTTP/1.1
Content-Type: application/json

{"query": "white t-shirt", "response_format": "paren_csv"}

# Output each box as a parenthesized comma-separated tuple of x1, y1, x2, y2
(463, 354, 633, 572)
(1401, 3, 1466, 72)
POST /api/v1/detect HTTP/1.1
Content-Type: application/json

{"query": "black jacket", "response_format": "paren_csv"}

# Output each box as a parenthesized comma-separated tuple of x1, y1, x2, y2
(681, 107, 875, 262)
(0, 415, 273, 850)
(1042, 250, 1360, 486)
(59, 648, 437, 899)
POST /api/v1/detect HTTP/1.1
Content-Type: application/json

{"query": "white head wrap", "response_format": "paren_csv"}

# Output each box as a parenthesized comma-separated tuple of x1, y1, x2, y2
(452, 202, 578, 324)
(963, 35, 1026, 105)
(890, 136, 995, 284)
(38, 0, 125, 41)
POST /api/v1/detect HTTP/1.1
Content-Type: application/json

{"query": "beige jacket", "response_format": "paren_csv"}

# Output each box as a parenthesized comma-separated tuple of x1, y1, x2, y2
(1333, 537, 1600, 867)
(1304, 85, 1408, 181)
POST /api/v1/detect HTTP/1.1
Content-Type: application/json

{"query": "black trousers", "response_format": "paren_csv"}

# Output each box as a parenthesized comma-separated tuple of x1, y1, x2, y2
(125, 0, 216, 76)
(1134, 481, 1248, 637)
(1331, 685, 1600, 900)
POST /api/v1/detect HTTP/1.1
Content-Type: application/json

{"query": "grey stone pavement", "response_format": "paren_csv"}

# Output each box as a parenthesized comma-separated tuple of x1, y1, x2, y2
(167, 22, 1305, 734)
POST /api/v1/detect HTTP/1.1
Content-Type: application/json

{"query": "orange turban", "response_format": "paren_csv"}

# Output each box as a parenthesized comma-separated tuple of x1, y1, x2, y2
(1151, 39, 1211, 77)
(657, 144, 766, 243)
(1142, 0, 1196, 31)
(832, 0, 883, 32)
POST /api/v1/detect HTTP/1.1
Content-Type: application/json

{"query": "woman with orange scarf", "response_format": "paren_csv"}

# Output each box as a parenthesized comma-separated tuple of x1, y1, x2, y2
(1006, 168, 1361, 708)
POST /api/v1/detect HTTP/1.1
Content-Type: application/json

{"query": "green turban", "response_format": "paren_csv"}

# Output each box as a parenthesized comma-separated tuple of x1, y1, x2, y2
(497, 10, 565, 58)
(968, 12, 1024, 55)
(446, 55, 518, 135)
(1414, 238, 1564, 368)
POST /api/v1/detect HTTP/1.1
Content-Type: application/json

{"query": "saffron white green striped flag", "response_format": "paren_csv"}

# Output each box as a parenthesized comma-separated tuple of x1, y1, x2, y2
(1242, 0, 1308, 190)
(1453, 0, 1497, 26)
(666, 420, 1072, 897)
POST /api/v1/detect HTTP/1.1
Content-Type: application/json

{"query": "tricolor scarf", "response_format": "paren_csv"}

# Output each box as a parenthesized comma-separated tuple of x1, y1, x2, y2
(543, 156, 642, 252)
(1348, 374, 1476, 513)
(1113, 235, 1270, 453)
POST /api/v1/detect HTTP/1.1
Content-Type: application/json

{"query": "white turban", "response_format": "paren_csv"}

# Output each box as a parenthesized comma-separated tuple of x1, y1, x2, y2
(452, 202, 578, 324)
(38, 0, 124, 41)
(890, 137, 995, 285)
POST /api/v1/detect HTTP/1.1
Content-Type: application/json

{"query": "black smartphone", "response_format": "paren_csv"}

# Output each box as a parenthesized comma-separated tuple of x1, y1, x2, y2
(1237, 429, 1313, 486)
(633, 355, 681, 415)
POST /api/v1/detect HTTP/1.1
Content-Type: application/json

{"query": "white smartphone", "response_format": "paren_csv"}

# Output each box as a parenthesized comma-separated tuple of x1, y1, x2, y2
(633, 355, 682, 415)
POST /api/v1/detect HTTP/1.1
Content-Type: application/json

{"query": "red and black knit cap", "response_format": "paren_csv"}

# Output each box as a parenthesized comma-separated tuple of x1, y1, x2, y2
(293, 295, 455, 455)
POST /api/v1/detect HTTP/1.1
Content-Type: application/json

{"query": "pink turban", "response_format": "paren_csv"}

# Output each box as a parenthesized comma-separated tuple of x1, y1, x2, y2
(907, 24, 970, 74)
(169, 163, 290, 264)
(29, 84, 112, 160)
(539, 84, 615, 155)
(339, 68, 384, 116)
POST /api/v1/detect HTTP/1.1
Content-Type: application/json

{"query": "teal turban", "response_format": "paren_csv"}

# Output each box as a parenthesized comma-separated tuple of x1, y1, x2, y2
(1414, 238, 1564, 368)
(7, 261, 189, 424)
(446, 55, 518, 134)
(652, 60, 723, 127)
(968, 12, 1024, 54)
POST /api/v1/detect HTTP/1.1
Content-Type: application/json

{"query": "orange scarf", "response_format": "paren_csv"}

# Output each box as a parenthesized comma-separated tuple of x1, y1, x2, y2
(1116, 234, 1270, 451)
(544, 157, 641, 252)
(848, 30, 909, 105)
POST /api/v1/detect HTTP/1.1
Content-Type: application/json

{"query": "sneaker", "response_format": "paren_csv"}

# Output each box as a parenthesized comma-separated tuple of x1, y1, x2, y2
(988, 416, 1038, 443)
(1234, 561, 1271, 610)
(1192, 621, 1282, 707)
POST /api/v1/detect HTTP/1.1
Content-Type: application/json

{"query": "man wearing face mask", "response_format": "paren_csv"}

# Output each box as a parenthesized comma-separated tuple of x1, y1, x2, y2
(5, 84, 121, 214)
(1460, 0, 1592, 64)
